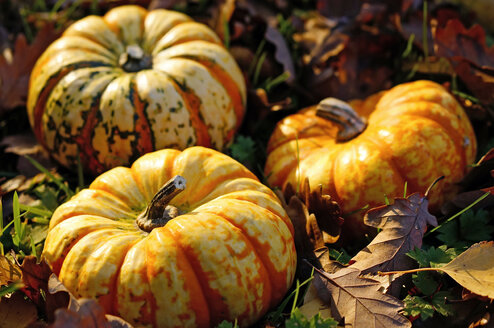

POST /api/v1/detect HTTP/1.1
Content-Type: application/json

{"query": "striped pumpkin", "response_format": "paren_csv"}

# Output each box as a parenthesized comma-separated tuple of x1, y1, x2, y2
(42, 146, 296, 327)
(27, 5, 246, 175)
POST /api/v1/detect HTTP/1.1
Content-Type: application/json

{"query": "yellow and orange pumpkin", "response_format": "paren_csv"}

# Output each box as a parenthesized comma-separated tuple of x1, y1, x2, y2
(265, 80, 477, 222)
(28, 5, 246, 175)
(42, 146, 296, 327)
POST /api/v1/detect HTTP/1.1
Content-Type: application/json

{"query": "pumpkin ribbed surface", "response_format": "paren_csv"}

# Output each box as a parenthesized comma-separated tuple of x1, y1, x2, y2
(265, 80, 477, 218)
(42, 147, 296, 327)
(27, 5, 246, 175)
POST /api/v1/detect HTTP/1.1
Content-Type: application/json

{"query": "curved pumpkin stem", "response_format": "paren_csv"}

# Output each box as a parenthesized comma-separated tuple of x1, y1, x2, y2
(119, 45, 153, 72)
(316, 97, 367, 142)
(136, 175, 186, 232)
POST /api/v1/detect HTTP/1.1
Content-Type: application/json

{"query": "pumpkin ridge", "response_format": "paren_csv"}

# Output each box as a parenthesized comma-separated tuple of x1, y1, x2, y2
(157, 71, 211, 147)
(115, 237, 156, 326)
(377, 109, 467, 172)
(107, 235, 141, 315)
(32, 62, 112, 147)
(141, 237, 158, 327)
(161, 225, 212, 326)
(143, 11, 193, 53)
(216, 194, 294, 237)
(63, 18, 123, 57)
(381, 111, 466, 176)
(179, 56, 245, 128)
(129, 76, 155, 157)
(359, 134, 412, 192)
(76, 95, 107, 174)
(73, 230, 141, 314)
(197, 210, 273, 316)
(44, 215, 128, 274)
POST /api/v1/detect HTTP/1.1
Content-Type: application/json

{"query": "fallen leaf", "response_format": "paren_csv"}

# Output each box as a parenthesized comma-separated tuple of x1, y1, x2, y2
(48, 275, 133, 328)
(350, 193, 438, 274)
(311, 266, 411, 327)
(0, 292, 37, 328)
(436, 241, 494, 299)
(52, 298, 134, 328)
(284, 179, 344, 244)
(1, 133, 44, 157)
(275, 188, 320, 278)
(297, 11, 398, 101)
(316, 0, 361, 19)
(20, 257, 68, 322)
(19, 256, 52, 297)
(148, 0, 181, 10)
(0, 255, 21, 286)
(434, 19, 494, 69)
(264, 24, 295, 84)
(442, 148, 494, 216)
(455, 61, 494, 105)
(0, 23, 60, 114)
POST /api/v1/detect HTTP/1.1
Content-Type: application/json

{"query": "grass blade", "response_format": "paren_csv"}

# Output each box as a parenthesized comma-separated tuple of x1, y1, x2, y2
(24, 155, 73, 198)
(12, 192, 21, 248)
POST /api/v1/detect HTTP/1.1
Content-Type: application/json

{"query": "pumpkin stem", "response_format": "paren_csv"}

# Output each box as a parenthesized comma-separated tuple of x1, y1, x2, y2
(316, 98, 367, 142)
(119, 45, 152, 73)
(136, 175, 186, 232)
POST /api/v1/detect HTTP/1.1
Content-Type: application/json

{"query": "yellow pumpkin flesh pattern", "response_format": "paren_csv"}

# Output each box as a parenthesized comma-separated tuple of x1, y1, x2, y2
(42, 147, 296, 327)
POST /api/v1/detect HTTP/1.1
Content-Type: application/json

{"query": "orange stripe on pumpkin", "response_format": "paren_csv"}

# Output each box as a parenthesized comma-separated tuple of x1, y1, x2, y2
(76, 99, 106, 174)
(130, 78, 154, 156)
(32, 67, 74, 148)
(166, 77, 212, 147)
(194, 59, 245, 142)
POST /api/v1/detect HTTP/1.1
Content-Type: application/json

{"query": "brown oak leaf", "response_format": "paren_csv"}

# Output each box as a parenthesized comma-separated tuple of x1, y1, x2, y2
(0, 23, 60, 114)
(350, 192, 438, 275)
(311, 265, 411, 328)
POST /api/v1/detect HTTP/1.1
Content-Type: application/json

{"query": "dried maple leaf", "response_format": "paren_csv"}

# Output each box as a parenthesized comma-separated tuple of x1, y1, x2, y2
(276, 179, 344, 282)
(350, 192, 438, 275)
(0, 23, 60, 114)
(284, 178, 344, 244)
(311, 265, 411, 328)
(275, 188, 321, 278)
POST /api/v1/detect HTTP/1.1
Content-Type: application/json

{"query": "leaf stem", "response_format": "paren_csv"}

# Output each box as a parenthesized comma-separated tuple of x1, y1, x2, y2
(378, 267, 439, 276)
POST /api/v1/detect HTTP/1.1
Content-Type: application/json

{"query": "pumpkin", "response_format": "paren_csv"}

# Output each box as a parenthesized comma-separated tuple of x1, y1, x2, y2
(42, 146, 296, 327)
(264, 80, 477, 224)
(27, 5, 246, 175)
